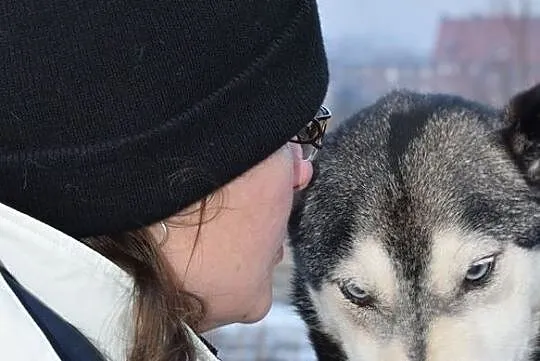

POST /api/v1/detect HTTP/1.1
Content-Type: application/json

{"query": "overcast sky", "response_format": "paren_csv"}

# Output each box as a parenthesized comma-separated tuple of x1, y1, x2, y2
(316, 0, 539, 54)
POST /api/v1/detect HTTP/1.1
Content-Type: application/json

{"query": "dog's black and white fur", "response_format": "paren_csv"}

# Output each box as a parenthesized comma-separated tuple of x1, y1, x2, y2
(289, 85, 540, 361)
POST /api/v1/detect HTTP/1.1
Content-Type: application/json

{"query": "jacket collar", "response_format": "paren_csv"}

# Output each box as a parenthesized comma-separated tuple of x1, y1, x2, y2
(0, 202, 219, 361)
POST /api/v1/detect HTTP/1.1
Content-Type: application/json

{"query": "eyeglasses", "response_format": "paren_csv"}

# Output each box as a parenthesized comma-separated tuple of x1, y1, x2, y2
(289, 105, 332, 161)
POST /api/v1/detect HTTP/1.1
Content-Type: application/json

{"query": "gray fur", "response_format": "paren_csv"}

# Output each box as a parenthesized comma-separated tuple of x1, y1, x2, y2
(289, 86, 540, 361)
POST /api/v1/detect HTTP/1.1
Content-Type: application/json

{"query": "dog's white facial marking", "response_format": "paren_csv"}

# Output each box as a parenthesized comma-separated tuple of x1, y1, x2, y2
(424, 228, 540, 361)
(308, 229, 540, 361)
(309, 236, 407, 361)
(310, 284, 409, 361)
(428, 227, 503, 298)
(333, 236, 398, 307)
(426, 241, 540, 361)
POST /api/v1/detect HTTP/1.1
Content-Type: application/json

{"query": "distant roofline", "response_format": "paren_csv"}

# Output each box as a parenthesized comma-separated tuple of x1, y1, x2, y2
(438, 14, 540, 22)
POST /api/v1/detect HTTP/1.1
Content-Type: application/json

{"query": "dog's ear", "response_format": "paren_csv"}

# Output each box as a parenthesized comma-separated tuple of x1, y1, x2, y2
(503, 83, 540, 185)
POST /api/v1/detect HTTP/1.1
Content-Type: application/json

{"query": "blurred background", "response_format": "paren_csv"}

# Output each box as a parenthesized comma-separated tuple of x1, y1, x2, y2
(204, 1, 540, 359)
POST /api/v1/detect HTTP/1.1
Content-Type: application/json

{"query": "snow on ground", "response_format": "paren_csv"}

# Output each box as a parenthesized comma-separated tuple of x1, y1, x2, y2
(203, 302, 317, 361)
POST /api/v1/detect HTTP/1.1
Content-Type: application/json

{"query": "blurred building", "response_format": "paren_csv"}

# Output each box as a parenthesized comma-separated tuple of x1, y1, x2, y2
(326, 14, 540, 125)
(432, 15, 540, 105)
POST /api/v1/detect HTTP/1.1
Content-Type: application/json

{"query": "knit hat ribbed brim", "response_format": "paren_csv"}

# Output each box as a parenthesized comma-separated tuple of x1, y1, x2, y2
(0, 0, 329, 237)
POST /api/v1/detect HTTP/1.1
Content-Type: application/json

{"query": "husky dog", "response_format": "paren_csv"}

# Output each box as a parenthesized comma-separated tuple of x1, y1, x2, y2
(289, 85, 540, 361)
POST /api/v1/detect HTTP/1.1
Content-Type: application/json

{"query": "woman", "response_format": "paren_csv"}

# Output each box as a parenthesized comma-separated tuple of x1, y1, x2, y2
(0, 0, 329, 360)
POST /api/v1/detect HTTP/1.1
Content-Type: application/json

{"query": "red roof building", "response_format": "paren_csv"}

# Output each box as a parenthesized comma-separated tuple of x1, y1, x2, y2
(431, 15, 540, 105)
(434, 16, 540, 64)
(325, 14, 540, 123)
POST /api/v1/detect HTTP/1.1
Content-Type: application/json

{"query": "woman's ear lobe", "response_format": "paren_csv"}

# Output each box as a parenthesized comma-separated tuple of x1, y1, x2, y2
(503, 83, 540, 184)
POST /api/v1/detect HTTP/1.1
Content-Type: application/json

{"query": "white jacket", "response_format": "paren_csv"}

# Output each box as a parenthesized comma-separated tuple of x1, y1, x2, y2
(0, 202, 219, 361)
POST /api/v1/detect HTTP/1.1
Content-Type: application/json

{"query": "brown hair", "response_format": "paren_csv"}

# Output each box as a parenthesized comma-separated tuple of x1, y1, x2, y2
(80, 196, 215, 361)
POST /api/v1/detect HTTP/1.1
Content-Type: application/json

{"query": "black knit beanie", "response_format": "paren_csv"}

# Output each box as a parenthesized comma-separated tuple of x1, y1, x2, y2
(0, 1, 329, 238)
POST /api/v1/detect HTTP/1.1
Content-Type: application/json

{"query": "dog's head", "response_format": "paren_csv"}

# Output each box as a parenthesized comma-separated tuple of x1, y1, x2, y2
(289, 84, 540, 361)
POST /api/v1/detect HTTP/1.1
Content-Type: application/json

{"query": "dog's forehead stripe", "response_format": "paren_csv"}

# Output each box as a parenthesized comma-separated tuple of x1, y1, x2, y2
(387, 104, 431, 182)
(383, 193, 432, 285)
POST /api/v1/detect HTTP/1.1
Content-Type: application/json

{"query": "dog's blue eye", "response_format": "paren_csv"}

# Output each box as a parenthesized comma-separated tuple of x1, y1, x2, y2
(465, 255, 496, 283)
(339, 282, 373, 306)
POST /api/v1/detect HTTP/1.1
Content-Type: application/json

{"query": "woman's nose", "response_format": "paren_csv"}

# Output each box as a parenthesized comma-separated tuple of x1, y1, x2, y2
(291, 144, 313, 190)
(294, 158, 313, 191)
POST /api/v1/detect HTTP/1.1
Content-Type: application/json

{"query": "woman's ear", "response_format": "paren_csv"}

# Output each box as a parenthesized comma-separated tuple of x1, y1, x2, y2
(502, 83, 540, 185)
